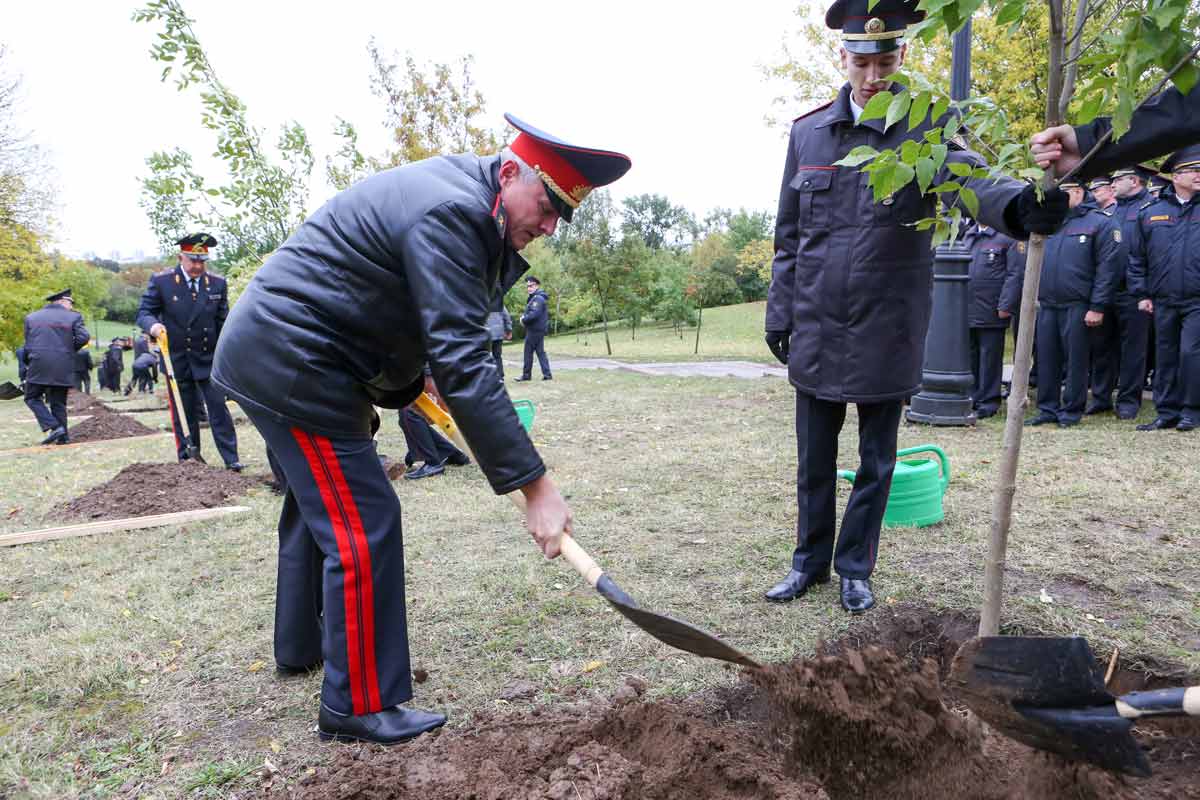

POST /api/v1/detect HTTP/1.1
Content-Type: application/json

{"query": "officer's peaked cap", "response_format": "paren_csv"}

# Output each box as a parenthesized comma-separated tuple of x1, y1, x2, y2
(826, 0, 925, 54)
(1162, 144, 1200, 174)
(177, 232, 218, 260)
(45, 288, 72, 302)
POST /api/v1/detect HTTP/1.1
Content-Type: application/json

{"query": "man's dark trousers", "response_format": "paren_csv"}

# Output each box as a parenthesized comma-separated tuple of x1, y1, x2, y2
(969, 327, 1007, 415)
(1151, 303, 1200, 422)
(522, 332, 551, 379)
(169, 376, 238, 465)
(490, 340, 505, 379)
(242, 405, 413, 716)
(398, 407, 464, 465)
(75, 374, 91, 394)
(791, 393, 902, 580)
(24, 384, 67, 433)
(1035, 305, 1091, 423)
(1090, 298, 1150, 415)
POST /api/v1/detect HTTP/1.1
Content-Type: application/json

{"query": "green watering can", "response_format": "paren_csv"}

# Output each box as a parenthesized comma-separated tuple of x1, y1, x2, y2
(837, 444, 950, 528)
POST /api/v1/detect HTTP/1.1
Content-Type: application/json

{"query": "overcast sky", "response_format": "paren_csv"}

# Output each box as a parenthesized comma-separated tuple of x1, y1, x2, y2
(4, 1, 820, 258)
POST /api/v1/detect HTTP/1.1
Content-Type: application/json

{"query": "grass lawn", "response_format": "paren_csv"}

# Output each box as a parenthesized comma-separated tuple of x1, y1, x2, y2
(540, 301, 771, 362)
(0, 371, 1196, 797)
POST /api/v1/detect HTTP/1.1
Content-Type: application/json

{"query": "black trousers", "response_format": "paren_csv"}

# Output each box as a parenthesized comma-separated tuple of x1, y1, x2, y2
(790, 392, 902, 580)
(243, 405, 413, 716)
(167, 376, 239, 465)
(1036, 305, 1091, 423)
(491, 340, 505, 379)
(1089, 298, 1151, 415)
(1152, 302, 1200, 422)
(24, 383, 67, 433)
(398, 407, 465, 466)
(522, 332, 551, 379)
(74, 374, 91, 394)
(969, 327, 1007, 415)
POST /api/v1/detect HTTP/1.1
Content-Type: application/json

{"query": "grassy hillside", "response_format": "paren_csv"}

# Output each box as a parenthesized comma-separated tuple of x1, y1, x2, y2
(541, 301, 770, 362)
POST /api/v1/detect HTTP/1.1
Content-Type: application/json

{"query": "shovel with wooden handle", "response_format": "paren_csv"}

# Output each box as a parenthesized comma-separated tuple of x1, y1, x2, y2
(155, 331, 204, 463)
(949, 635, 1200, 777)
(412, 392, 760, 669)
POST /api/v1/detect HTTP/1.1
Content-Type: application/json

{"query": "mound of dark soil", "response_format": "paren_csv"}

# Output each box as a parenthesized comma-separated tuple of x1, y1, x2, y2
(69, 412, 155, 443)
(66, 391, 105, 413)
(264, 607, 1199, 800)
(55, 461, 267, 521)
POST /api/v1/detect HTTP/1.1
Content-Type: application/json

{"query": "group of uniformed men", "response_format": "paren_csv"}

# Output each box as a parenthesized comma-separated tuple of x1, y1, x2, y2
(14, 0, 1199, 749)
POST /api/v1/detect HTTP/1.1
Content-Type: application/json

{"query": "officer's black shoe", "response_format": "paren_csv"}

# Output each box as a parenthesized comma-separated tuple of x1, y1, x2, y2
(764, 569, 830, 603)
(1115, 408, 1138, 420)
(1057, 418, 1080, 428)
(840, 578, 875, 615)
(1083, 404, 1112, 416)
(404, 462, 445, 480)
(514, 376, 531, 382)
(226, 461, 244, 472)
(445, 453, 471, 467)
(1137, 417, 1179, 431)
(40, 426, 67, 445)
(1177, 418, 1198, 432)
(1024, 413, 1057, 427)
(542, 375, 553, 380)
(317, 703, 447, 745)
(276, 660, 322, 677)
(55, 435, 70, 445)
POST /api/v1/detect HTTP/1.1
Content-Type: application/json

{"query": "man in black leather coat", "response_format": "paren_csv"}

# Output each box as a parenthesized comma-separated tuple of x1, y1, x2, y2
(213, 113, 629, 745)
(22, 289, 90, 444)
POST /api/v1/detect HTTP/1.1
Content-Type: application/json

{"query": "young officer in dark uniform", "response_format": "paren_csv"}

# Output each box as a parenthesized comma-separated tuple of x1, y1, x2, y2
(22, 289, 90, 444)
(516, 275, 552, 380)
(763, 0, 1068, 613)
(1094, 166, 1157, 419)
(137, 234, 242, 470)
(73, 345, 94, 394)
(212, 114, 629, 744)
(1025, 181, 1123, 427)
(101, 338, 125, 393)
(964, 222, 1024, 418)
(1128, 144, 1200, 431)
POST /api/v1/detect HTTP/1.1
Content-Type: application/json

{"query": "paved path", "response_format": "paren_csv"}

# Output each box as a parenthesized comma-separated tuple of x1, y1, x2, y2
(506, 357, 787, 380)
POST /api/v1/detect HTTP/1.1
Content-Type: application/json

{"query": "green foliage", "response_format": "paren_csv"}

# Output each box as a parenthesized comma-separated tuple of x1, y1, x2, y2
(620, 194, 694, 250)
(133, 0, 313, 264)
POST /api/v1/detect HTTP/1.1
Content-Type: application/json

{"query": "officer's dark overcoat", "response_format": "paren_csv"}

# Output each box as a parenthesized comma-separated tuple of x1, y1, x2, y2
(73, 348, 94, 379)
(1128, 186, 1200, 303)
(137, 266, 229, 382)
(213, 154, 541, 495)
(766, 84, 1026, 402)
(22, 304, 89, 386)
(1114, 189, 1150, 298)
(1039, 202, 1123, 309)
(963, 225, 1024, 328)
(522, 289, 550, 333)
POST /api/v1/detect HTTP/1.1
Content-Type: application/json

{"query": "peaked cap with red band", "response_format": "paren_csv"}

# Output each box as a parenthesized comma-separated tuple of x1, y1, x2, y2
(504, 113, 631, 223)
(177, 232, 218, 260)
(826, 0, 924, 54)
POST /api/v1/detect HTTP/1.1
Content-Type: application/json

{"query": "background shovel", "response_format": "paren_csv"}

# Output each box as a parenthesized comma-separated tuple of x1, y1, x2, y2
(412, 392, 760, 670)
(949, 635, 1200, 776)
(155, 332, 204, 463)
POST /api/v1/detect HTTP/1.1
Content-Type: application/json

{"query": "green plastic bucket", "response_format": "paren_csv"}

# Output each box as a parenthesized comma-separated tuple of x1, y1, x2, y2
(513, 399, 536, 432)
(838, 444, 950, 528)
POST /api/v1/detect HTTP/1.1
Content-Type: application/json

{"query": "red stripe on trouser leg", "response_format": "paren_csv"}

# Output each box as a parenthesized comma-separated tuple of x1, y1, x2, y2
(314, 435, 382, 712)
(291, 428, 368, 715)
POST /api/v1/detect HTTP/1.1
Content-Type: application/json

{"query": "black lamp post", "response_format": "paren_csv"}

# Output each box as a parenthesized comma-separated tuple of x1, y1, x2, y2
(906, 20, 976, 427)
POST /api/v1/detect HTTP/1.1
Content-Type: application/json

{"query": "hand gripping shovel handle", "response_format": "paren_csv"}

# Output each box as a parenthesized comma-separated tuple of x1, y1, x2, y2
(156, 331, 204, 463)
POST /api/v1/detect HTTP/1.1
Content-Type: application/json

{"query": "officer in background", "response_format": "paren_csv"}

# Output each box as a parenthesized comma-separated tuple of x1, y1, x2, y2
(763, 0, 1067, 613)
(73, 344, 94, 394)
(1128, 145, 1200, 431)
(1026, 180, 1123, 427)
(22, 289, 90, 445)
(130, 350, 159, 394)
(1092, 166, 1157, 419)
(1084, 175, 1120, 415)
(102, 338, 125, 393)
(137, 233, 243, 470)
(486, 294, 513, 379)
(964, 221, 1024, 418)
(398, 406, 470, 479)
(516, 275, 551, 381)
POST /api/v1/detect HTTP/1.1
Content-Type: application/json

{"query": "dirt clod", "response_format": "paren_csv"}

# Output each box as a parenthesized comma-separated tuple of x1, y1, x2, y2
(54, 461, 267, 521)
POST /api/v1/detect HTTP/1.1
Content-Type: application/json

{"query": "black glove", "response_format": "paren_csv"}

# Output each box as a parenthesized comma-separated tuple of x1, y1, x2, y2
(1011, 184, 1069, 236)
(765, 330, 790, 365)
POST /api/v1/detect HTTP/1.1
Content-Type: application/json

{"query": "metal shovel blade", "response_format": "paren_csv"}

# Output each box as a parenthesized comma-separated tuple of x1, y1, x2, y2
(0, 381, 23, 400)
(949, 636, 1150, 776)
(596, 575, 761, 669)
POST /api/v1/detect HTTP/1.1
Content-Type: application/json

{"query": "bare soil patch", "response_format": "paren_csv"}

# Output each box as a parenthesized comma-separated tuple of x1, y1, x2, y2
(66, 390, 105, 413)
(69, 412, 155, 443)
(257, 606, 1198, 800)
(54, 461, 267, 521)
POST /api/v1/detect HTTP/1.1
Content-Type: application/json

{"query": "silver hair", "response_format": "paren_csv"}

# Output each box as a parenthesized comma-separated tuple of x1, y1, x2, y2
(500, 147, 541, 184)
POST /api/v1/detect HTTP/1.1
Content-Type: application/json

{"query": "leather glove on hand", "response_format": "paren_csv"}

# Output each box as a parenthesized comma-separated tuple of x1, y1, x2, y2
(765, 330, 790, 365)
(1012, 184, 1069, 235)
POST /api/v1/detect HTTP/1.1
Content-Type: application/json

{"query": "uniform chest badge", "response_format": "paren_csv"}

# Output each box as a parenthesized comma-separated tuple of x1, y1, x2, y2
(1149, 214, 1171, 222)
(1113, 229, 1122, 243)
(1079, 235, 1088, 243)
(172, 295, 179, 302)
